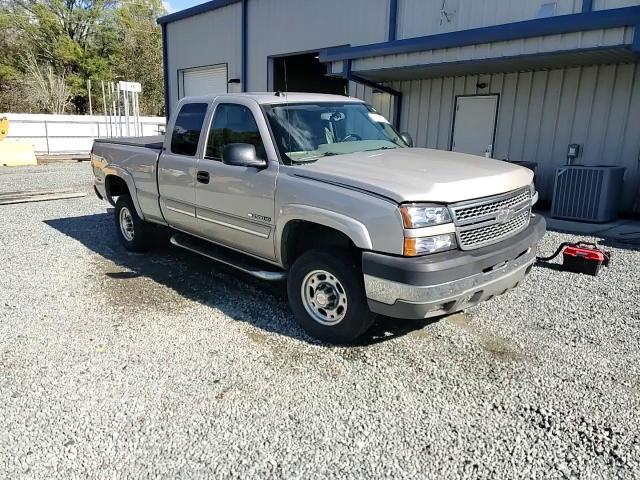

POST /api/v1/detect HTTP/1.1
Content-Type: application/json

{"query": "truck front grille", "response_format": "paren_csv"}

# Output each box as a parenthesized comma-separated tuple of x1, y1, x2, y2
(454, 190, 531, 222)
(458, 210, 530, 249)
(451, 188, 532, 250)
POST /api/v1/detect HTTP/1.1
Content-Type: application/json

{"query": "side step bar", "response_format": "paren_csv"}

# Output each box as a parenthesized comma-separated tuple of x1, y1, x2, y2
(170, 233, 287, 281)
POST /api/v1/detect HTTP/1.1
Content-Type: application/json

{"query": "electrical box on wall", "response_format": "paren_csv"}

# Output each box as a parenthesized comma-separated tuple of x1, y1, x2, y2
(567, 144, 581, 164)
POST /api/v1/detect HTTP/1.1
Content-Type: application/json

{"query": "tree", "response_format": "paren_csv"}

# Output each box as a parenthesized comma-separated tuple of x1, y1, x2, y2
(22, 52, 72, 113)
(0, 0, 166, 115)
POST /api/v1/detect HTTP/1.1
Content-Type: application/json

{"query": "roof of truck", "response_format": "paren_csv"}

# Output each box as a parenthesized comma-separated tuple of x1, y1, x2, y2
(180, 92, 366, 105)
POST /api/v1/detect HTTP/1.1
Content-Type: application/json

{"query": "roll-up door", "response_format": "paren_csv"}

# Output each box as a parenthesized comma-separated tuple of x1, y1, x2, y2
(180, 65, 228, 98)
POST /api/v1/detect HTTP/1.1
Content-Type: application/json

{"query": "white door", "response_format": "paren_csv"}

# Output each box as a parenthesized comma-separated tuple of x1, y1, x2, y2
(451, 95, 498, 157)
(180, 65, 228, 99)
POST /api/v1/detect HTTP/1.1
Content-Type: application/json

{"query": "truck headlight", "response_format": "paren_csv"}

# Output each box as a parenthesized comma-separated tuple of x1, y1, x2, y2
(399, 204, 451, 228)
(404, 233, 457, 256)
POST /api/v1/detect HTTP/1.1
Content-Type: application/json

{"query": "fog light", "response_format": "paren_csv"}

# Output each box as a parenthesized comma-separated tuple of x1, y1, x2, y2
(404, 233, 456, 256)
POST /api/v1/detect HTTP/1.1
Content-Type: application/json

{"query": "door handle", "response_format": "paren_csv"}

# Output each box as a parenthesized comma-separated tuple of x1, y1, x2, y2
(196, 171, 210, 184)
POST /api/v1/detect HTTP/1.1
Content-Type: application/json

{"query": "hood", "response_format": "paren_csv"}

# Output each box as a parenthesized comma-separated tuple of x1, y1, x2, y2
(293, 148, 534, 203)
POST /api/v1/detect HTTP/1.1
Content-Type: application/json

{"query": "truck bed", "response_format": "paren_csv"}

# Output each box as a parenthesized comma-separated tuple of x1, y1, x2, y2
(92, 135, 165, 223)
(93, 135, 164, 150)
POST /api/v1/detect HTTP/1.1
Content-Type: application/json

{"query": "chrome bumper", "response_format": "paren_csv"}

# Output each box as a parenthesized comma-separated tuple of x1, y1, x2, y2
(364, 247, 536, 319)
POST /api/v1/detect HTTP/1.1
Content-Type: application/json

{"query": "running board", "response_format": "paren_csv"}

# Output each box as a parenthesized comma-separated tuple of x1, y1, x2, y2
(170, 233, 287, 281)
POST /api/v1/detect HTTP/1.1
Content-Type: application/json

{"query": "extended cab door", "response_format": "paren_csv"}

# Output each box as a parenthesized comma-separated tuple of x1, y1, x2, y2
(158, 101, 209, 233)
(195, 99, 278, 261)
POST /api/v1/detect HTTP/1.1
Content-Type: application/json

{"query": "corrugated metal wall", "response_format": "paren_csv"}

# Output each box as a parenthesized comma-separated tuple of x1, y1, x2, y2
(348, 82, 395, 121)
(397, 0, 640, 40)
(247, 0, 388, 91)
(165, 3, 243, 110)
(397, 0, 583, 39)
(360, 63, 640, 211)
(594, 0, 640, 9)
(354, 26, 635, 73)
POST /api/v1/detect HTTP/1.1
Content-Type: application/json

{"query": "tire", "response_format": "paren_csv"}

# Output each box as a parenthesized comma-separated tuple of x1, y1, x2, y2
(287, 248, 376, 344)
(114, 195, 154, 252)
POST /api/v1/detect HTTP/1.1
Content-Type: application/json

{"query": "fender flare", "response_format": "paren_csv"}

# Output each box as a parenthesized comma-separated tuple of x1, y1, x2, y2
(275, 204, 373, 265)
(103, 166, 146, 220)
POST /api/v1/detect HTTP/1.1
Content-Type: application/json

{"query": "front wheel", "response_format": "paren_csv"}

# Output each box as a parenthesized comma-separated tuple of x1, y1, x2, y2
(287, 249, 376, 344)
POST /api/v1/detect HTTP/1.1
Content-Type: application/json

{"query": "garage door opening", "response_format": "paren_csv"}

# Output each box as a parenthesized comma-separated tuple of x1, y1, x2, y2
(179, 64, 228, 99)
(272, 52, 347, 95)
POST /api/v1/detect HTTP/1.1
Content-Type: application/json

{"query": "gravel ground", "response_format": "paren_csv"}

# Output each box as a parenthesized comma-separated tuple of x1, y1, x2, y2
(1, 163, 639, 479)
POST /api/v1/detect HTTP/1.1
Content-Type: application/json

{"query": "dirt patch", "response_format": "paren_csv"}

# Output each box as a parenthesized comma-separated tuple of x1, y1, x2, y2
(90, 255, 193, 314)
(447, 312, 526, 362)
(479, 334, 526, 362)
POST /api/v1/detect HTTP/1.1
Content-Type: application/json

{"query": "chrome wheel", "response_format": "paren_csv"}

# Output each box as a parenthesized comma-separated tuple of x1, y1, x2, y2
(119, 206, 135, 242)
(301, 269, 348, 326)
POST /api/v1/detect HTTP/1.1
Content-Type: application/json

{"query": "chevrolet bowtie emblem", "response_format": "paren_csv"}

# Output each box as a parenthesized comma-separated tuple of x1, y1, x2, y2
(496, 208, 513, 223)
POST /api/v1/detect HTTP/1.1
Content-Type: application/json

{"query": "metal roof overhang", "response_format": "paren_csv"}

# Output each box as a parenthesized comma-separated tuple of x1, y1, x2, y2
(320, 6, 640, 63)
(350, 45, 638, 82)
(320, 6, 640, 82)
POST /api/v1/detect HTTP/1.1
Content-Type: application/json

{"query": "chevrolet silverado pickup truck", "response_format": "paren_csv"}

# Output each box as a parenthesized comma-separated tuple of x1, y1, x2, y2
(91, 93, 545, 344)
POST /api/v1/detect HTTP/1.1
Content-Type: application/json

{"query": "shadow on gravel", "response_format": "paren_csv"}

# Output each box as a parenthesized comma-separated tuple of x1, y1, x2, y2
(45, 212, 437, 346)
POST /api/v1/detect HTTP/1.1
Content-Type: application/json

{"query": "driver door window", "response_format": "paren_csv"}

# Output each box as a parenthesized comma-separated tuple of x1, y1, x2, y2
(206, 103, 266, 161)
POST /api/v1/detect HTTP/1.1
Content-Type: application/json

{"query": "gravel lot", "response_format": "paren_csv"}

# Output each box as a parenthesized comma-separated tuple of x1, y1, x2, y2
(1, 163, 639, 479)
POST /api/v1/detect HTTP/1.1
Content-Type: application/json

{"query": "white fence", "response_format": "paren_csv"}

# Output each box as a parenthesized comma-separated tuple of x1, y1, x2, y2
(1, 113, 166, 155)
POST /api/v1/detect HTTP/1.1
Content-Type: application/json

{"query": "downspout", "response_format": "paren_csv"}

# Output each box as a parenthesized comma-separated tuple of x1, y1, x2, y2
(342, 60, 403, 129)
(633, 24, 640, 53)
(242, 0, 248, 92)
(388, 0, 398, 41)
(582, 0, 593, 13)
(161, 23, 170, 119)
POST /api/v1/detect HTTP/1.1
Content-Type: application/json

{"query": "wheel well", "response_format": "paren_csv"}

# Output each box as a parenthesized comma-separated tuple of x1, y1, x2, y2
(105, 175, 130, 201)
(281, 221, 358, 268)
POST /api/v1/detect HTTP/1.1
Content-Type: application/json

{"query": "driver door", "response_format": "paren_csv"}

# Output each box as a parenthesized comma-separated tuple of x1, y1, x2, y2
(194, 100, 278, 261)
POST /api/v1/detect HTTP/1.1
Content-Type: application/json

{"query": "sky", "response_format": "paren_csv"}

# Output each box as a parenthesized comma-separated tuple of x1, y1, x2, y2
(163, 0, 206, 14)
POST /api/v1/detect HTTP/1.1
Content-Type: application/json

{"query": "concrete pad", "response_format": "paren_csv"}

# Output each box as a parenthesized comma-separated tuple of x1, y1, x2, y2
(0, 140, 37, 166)
(542, 211, 640, 242)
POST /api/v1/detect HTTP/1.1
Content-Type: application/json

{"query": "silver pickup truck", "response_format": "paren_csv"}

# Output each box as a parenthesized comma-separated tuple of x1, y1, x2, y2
(92, 92, 545, 343)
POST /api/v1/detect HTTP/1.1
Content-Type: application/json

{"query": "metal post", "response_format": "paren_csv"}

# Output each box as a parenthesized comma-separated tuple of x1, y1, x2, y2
(87, 79, 94, 139)
(44, 120, 50, 154)
(112, 82, 118, 137)
(101, 80, 109, 138)
(135, 92, 141, 136)
(114, 82, 121, 137)
(124, 89, 130, 136)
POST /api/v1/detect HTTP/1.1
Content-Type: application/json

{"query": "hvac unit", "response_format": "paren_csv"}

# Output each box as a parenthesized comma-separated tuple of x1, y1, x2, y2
(551, 165, 625, 223)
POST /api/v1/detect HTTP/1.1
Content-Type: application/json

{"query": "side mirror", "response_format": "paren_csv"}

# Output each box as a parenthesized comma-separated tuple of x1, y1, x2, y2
(400, 132, 414, 148)
(222, 143, 267, 168)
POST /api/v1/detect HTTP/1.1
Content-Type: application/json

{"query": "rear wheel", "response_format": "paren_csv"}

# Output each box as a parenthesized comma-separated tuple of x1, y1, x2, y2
(287, 249, 376, 344)
(114, 195, 154, 252)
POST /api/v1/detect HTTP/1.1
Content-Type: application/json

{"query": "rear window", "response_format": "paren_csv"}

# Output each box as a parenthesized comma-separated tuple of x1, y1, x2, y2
(170, 103, 208, 156)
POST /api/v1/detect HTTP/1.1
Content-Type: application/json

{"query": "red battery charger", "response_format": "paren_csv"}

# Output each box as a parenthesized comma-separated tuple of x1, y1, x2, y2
(537, 242, 611, 276)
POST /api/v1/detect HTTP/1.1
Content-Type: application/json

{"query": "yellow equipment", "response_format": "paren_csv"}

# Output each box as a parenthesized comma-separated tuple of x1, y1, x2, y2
(0, 117, 38, 166)
(0, 117, 8, 142)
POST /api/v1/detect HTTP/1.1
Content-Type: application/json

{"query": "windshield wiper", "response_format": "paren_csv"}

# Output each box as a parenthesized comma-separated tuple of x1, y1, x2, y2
(291, 152, 339, 164)
(363, 146, 399, 152)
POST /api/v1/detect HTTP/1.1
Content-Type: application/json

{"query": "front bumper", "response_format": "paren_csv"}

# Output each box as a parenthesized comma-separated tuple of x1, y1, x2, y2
(362, 214, 546, 319)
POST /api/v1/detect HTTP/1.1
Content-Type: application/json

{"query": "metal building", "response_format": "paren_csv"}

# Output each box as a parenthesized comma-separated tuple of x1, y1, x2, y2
(158, 0, 640, 213)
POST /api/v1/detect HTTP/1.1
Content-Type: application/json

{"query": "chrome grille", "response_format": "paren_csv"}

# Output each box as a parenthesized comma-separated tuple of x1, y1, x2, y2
(454, 190, 531, 223)
(458, 210, 530, 249)
(451, 188, 532, 250)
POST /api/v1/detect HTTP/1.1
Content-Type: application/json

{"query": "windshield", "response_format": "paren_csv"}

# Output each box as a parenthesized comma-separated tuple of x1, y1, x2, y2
(263, 102, 408, 164)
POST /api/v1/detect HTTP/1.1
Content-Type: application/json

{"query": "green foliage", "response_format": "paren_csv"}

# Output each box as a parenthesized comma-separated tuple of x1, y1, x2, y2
(0, 0, 166, 115)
